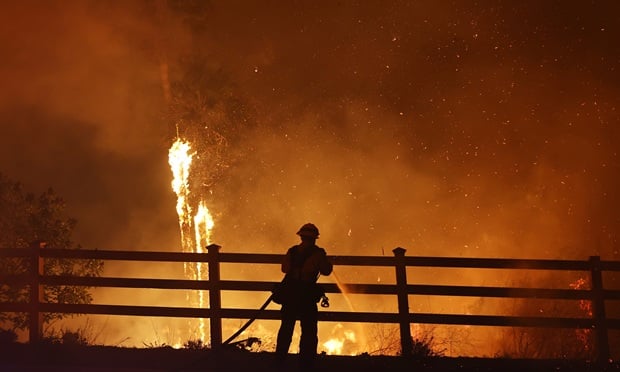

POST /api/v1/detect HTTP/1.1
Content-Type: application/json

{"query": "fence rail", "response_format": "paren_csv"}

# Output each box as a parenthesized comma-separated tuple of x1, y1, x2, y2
(1, 243, 620, 362)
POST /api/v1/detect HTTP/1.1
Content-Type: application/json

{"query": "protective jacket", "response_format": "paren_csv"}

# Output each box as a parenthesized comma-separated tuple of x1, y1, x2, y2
(282, 244, 333, 282)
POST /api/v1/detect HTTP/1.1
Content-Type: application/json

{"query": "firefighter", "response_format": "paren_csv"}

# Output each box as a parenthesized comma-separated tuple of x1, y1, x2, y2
(275, 223, 333, 370)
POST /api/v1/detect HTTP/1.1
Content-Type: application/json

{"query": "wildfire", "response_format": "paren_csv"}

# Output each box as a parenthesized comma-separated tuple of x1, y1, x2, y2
(168, 137, 215, 342)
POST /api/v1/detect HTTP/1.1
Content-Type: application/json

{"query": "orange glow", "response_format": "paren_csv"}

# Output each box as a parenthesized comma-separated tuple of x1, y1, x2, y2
(2, 1, 618, 357)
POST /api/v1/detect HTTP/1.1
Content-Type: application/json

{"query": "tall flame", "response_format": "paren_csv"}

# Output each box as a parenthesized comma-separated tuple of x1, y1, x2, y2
(168, 137, 215, 342)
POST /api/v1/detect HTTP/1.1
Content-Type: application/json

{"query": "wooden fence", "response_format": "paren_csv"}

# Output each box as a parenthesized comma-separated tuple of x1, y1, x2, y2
(2, 242, 620, 362)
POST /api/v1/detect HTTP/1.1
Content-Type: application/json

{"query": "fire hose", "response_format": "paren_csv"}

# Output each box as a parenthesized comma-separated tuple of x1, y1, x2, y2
(223, 294, 274, 346)
(222, 280, 329, 346)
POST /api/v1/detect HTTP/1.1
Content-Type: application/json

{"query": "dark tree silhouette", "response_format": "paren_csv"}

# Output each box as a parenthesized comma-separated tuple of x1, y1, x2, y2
(0, 173, 103, 333)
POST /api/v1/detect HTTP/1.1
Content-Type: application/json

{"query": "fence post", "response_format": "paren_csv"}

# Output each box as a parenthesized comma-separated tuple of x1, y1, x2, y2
(589, 255, 609, 363)
(207, 244, 222, 349)
(29, 241, 45, 344)
(393, 247, 412, 356)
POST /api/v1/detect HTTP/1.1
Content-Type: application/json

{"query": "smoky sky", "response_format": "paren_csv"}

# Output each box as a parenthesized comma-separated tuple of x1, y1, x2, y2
(1, 0, 619, 259)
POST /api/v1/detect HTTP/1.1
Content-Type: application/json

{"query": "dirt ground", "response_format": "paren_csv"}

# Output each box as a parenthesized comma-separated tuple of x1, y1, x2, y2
(0, 343, 617, 372)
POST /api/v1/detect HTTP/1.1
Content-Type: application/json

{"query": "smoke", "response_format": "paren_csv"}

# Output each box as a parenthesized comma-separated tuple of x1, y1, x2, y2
(1, 1, 618, 257)
(0, 1, 182, 250)
(178, 1, 620, 260)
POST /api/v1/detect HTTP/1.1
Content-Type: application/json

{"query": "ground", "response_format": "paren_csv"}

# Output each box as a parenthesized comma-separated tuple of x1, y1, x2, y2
(0, 343, 617, 372)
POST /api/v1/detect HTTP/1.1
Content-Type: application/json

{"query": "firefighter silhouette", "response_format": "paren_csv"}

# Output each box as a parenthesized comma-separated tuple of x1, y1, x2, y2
(275, 223, 333, 370)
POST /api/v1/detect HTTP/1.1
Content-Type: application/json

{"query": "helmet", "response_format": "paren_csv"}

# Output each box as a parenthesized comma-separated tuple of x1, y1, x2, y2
(296, 223, 320, 239)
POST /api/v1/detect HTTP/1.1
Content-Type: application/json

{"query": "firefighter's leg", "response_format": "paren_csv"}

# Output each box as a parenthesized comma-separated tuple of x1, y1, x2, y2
(276, 308, 296, 358)
(299, 305, 318, 368)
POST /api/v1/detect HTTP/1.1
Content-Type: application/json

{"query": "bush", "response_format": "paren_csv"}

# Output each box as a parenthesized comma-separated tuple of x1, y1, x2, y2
(409, 335, 445, 358)
(183, 339, 207, 350)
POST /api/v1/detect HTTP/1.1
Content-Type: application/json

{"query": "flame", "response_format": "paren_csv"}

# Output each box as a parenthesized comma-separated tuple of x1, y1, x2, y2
(569, 277, 593, 317)
(323, 338, 344, 355)
(168, 137, 215, 343)
(569, 277, 593, 351)
(194, 200, 215, 252)
(322, 323, 357, 355)
(168, 139, 194, 248)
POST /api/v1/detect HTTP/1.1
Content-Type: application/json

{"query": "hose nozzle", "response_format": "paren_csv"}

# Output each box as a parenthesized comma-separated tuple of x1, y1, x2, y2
(320, 295, 330, 308)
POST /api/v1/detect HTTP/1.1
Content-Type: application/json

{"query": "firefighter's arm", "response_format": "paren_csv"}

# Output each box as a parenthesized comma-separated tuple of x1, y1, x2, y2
(316, 248, 333, 276)
(281, 249, 293, 274)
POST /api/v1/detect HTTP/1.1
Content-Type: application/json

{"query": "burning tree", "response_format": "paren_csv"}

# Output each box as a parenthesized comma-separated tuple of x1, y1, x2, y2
(0, 173, 103, 335)
(161, 35, 256, 342)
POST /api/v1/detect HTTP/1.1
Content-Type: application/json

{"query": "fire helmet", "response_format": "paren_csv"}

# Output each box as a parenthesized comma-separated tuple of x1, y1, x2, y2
(297, 223, 320, 239)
